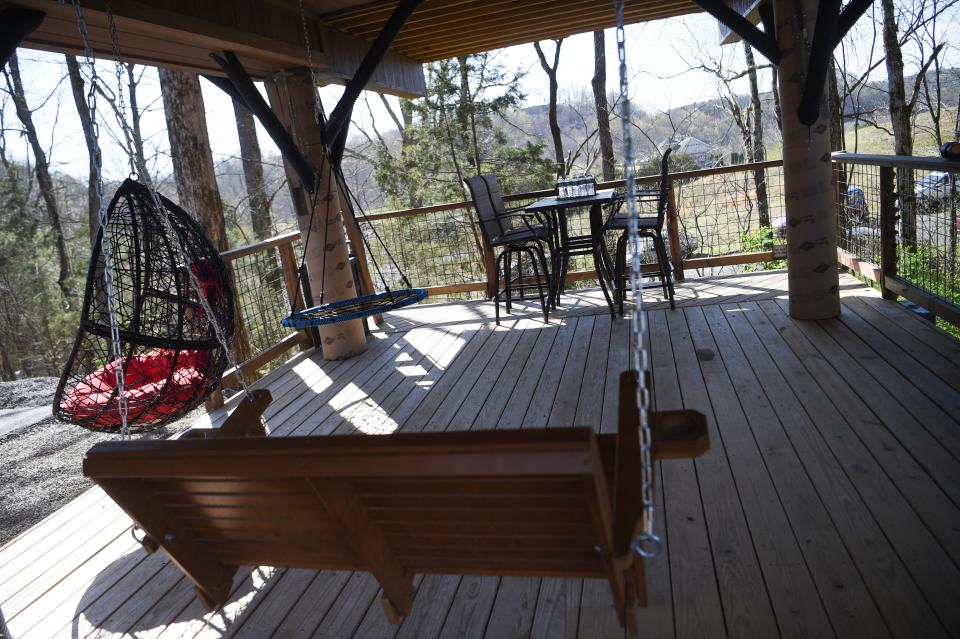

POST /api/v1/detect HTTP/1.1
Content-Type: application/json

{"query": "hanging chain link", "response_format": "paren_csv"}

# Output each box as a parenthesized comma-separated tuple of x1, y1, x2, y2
(613, 0, 660, 558)
(71, 1, 254, 412)
(101, 6, 255, 403)
(71, 0, 130, 438)
(106, 5, 137, 179)
(298, 0, 327, 124)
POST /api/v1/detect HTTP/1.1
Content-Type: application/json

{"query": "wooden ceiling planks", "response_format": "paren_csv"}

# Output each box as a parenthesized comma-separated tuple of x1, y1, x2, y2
(320, 0, 702, 62)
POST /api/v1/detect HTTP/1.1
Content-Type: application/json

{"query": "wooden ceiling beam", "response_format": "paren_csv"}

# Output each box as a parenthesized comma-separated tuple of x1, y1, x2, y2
(9, 0, 426, 97)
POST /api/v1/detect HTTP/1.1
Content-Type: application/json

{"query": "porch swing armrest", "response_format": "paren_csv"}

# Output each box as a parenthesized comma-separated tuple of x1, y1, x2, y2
(609, 371, 709, 558)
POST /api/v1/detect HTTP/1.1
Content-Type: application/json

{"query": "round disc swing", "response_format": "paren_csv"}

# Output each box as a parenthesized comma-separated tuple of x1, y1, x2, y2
(279, 0, 426, 330)
(280, 157, 428, 329)
(55, 1, 256, 434)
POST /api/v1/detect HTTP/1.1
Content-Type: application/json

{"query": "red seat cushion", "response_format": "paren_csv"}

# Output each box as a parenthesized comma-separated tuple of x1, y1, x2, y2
(62, 348, 209, 428)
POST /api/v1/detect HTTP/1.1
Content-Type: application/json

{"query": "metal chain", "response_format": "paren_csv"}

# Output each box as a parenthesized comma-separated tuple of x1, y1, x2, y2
(298, 0, 326, 124)
(101, 6, 255, 402)
(106, 6, 137, 178)
(71, 0, 130, 438)
(613, 0, 660, 558)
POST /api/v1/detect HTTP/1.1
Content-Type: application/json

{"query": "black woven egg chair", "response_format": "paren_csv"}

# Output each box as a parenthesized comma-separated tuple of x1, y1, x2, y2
(54, 178, 234, 432)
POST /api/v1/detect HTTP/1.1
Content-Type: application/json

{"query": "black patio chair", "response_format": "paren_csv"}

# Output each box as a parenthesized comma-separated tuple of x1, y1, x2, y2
(465, 174, 553, 324)
(604, 148, 676, 313)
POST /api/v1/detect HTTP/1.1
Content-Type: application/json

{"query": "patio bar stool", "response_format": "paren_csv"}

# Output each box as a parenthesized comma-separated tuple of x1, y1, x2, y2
(466, 175, 553, 324)
(605, 148, 676, 313)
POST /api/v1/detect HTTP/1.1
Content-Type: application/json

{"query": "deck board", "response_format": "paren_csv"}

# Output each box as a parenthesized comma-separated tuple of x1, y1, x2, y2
(4, 271, 960, 638)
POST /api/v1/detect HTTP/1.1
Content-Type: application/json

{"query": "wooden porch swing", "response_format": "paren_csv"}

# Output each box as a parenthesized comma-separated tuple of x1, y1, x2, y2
(41, 0, 716, 632)
(83, 372, 707, 632)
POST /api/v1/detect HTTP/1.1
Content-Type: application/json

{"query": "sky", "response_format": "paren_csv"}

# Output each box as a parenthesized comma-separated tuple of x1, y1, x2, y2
(1, 6, 957, 182)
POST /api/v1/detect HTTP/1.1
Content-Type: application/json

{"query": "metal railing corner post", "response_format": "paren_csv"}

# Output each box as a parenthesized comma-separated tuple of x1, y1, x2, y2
(666, 180, 685, 281)
(879, 165, 898, 301)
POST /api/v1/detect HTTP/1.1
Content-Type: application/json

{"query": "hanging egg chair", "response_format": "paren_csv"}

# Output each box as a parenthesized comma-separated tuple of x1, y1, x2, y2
(54, 178, 234, 432)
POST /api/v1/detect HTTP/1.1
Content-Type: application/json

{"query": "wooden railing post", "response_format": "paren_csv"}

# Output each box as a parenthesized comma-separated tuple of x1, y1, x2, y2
(279, 240, 313, 351)
(665, 180, 685, 281)
(482, 244, 497, 300)
(879, 165, 898, 301)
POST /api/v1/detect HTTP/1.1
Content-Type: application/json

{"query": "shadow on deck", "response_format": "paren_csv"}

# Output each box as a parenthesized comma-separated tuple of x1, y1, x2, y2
(2, 270, 959, 638)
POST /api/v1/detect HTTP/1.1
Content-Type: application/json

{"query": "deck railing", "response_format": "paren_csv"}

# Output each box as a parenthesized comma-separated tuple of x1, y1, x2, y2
(216, 154, 960, 397)
(833, 153, 960, 328)
(211, 160, 790, 393)
(211, 230, 311, 406)
(360, 159, 788, 299)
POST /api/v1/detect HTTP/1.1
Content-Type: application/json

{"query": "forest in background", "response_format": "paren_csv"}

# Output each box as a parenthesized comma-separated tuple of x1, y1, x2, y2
(1, 0, 958, 380)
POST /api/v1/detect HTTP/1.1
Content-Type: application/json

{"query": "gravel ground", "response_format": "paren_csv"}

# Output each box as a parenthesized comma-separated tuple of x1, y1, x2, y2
(0, 377, 203, 547)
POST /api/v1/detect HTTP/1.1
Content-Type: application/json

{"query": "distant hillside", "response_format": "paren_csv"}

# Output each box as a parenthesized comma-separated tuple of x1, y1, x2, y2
(331, 66, 959, 211)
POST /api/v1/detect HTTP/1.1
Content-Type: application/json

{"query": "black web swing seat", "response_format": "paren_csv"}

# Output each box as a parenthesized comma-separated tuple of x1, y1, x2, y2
(54, 179, 234, 432)
(282, 288, 428, 328)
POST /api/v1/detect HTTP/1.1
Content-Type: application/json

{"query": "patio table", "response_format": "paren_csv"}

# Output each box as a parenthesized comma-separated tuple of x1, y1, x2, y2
(526, 188, 617, 312)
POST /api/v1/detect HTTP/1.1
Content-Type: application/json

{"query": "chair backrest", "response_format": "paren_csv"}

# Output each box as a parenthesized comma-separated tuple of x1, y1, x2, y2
(653, 147, 673, 229)
(465, 174, 508, 246)
(605, 148, 673, 231)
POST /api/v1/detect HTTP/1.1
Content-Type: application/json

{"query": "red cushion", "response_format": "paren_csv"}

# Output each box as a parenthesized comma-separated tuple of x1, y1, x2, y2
(62, 349, 210, 428)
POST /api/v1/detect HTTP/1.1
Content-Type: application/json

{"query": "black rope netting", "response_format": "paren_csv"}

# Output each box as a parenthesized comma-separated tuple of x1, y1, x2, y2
(54, 179, 234, 432)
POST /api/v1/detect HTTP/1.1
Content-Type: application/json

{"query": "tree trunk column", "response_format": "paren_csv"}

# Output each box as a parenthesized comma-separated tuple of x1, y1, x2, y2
(266, 68, 367, 360)
(774, 0, 840, 319)
(159, 68, 252, 372)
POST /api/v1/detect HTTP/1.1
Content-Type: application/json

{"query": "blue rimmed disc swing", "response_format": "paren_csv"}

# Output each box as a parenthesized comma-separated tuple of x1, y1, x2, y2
(280, 123, 428, 328)
(283, 288, 428, 327)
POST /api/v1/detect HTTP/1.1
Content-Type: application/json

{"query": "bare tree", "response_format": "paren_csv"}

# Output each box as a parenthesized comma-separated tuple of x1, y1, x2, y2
(232, 99, 273, 240)
(684, 44, 771, 224)
(65, 54, 100, 244)
(159, 68, 250, 363)
(742, 42, 770, 227)
(591, 30, 615, 180)
(159, 69, 230, 250)
(534, 39, 565, 178)
(770, 67, 782, 132)
(880, 0, 946, 245)
(125, 63, 147, 170)
(3, 51, 72, 299)
(456, 55, 483, 174)
(378, 93, 423, 208)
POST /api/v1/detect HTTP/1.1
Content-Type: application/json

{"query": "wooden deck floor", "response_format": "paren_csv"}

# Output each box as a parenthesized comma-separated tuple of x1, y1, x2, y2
(3, 270, 960, 638)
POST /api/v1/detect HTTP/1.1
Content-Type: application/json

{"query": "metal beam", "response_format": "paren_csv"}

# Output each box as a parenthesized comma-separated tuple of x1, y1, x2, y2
(835, 0, 875, 44)
(0, 7, 44, 70)
(323, 0, 424, 145)
(797, 0, 841, 125)
(210, 52, 316, 191)
(690, 0, 780, 64)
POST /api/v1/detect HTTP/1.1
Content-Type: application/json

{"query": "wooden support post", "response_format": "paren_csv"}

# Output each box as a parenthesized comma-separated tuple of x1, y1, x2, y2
(338, 200, 383, 325)
(665, 181, 684, 281)
(482, 244, 498, 300)
(613, 370, 646, 612)
(278, 241, 313, 351)
(265, 69, 367, 360)
(879, 165, 898, 300)
(97, 478, 237, 609)
(307, 478, 415, 619)
(774, 0, 841, 319)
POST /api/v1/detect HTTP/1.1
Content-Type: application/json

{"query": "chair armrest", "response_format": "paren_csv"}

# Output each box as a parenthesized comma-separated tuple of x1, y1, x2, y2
(500, 210, 551, 233)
